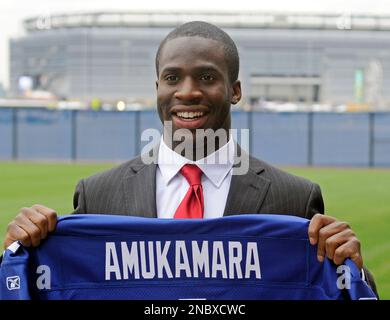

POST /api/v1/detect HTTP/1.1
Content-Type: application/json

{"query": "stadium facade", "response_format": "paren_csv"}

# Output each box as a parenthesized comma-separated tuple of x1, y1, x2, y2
(9, 11, 390, 109)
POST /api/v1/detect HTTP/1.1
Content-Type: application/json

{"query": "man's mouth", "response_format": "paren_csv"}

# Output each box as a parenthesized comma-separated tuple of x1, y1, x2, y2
(175, 111, 205, 120)
(171, 110, 209, 129)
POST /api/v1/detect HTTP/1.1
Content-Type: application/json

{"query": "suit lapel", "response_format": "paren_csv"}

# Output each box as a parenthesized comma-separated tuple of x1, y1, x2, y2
(121, 148, 158, 218)
(223, 149, 271, 216)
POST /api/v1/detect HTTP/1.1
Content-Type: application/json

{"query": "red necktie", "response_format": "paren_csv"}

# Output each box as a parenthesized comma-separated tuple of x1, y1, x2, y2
(174, 164, 204, 219)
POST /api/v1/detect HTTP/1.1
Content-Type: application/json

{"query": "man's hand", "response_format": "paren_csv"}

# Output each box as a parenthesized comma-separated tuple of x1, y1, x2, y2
(308, 213, 363, 269)
(3, 205, 57, 249)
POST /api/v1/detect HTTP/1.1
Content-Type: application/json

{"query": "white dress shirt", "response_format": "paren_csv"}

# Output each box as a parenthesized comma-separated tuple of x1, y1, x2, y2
(156, 137, 235, 219)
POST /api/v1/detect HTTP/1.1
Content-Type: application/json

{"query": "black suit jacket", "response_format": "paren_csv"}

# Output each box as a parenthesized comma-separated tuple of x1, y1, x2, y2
(73, 147, 323, 218)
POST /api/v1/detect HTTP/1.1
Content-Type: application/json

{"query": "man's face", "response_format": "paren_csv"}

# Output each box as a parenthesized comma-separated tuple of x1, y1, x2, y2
(156, 36, 241, 141)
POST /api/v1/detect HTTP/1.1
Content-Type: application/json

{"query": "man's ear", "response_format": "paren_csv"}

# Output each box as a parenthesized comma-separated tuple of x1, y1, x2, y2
(231, 80, 242, 105)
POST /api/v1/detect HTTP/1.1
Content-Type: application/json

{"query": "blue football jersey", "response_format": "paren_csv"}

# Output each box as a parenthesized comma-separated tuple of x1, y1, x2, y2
(0, 214, 376, 300)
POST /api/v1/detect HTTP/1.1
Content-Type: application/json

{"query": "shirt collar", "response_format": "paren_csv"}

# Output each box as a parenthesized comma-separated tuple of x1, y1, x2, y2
(157, 136, 235, 188)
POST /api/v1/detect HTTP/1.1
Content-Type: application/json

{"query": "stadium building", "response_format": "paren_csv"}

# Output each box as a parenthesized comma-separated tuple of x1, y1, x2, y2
(9, 11, 390, 109)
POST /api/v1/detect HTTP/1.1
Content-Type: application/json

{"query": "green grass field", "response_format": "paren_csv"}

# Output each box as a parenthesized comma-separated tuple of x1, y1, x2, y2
(0, 162, 389, 299)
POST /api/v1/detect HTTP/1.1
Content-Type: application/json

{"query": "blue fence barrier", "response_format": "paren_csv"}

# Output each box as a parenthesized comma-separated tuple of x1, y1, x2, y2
(16, 109, 73, 160)
(0, 108, 389, 166)
(374, 113, 390, 166)
(312, 113, 370, 166)
(251, 112, 309, 166)
(75, 111, 137, 161)
(0, 109, 13, 159)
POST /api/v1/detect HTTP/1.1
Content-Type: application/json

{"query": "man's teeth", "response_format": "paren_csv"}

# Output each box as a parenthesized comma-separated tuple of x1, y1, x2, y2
(176, 111, 204, 119)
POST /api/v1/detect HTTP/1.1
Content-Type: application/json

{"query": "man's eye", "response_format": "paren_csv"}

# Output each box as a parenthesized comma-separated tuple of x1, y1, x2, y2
(165, 75, 178, 82)
(200, 74, 214, 81)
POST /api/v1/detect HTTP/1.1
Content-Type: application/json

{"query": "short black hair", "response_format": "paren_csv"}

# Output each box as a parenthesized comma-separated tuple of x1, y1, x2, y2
(155, 21, 239, 83)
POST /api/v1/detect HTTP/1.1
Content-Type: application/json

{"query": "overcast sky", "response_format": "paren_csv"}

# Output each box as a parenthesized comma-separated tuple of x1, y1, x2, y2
(1, 0, 389, 89)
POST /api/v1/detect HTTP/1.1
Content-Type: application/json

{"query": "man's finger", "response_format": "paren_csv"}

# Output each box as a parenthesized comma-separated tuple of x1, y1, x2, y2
(323, 228, 354, 260)
(308, 214, 336, 245)
(316, 221, 352, 260)
(32, 204, 57, 232)
(14, 214, 42, 247)
(5, 222, 32, 248)
(21, 207, 48, 240)
(334, 240, 363, 269)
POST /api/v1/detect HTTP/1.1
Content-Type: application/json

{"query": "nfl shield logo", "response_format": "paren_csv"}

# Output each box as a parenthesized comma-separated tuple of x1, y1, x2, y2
(6, 276, 20, 290)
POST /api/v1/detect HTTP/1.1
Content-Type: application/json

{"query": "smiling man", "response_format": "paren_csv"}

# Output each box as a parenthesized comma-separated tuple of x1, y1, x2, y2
(2, 21, 378, 297)
(155, 32, 241, 160)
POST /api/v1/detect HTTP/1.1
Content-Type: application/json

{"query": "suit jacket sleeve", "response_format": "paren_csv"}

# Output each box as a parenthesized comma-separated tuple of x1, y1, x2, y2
(73, 179, 87, 214)
(305, 183, 325, 219)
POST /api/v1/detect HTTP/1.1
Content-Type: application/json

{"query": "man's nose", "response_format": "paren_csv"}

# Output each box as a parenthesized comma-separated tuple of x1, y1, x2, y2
(174, 77, 202, 102)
